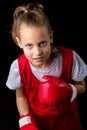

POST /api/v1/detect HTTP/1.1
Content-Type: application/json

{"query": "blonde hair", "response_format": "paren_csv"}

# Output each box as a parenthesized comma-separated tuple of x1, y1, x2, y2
(11, 2, 52, 45)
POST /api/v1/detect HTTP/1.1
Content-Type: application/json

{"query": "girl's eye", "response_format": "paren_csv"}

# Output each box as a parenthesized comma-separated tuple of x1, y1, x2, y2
(26, 44, 33, 49)
(40, 41, 47, 47)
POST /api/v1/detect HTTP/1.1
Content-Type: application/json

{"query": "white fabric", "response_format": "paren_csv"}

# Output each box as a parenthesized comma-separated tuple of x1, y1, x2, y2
(69, 83, 77, 102)
(19, 116, 31, 128)
(72, 51, 87, 81)
(6, 60, 23, 90)
(6, 49, 87, 90)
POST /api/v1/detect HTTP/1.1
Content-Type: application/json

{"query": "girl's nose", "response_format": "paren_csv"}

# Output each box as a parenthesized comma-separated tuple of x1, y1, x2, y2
(34, 47, 42, 55)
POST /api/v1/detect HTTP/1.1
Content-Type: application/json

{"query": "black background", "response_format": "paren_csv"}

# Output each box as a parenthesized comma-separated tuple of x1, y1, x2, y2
(0, 0, 87, 130)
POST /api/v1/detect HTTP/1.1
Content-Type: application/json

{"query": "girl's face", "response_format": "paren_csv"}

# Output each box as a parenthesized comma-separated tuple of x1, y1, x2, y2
(16, 24, 53, 68)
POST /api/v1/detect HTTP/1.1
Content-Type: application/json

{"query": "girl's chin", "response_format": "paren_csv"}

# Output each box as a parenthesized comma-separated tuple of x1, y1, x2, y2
(32, 62, 46, 68)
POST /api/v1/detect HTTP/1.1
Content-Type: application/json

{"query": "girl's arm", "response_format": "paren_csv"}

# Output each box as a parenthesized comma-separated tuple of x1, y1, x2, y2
(73, 79, 86, 95)
(16, 87, 38, 130)
(16, 87, 29, 116)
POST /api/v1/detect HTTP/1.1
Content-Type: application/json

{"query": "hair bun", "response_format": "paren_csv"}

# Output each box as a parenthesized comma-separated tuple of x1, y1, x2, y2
(27, 2, 44, 11)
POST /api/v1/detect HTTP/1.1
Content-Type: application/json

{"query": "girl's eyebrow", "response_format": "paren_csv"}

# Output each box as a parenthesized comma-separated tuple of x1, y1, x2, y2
(38, 40, 47, 44)
(25, 42, 32, 46)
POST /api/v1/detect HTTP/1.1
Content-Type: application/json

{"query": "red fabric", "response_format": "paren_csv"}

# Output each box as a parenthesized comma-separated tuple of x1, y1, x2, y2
(18, 46, 82, 130)
(56, 46, 73, 82)
(20, 124, 38, 130)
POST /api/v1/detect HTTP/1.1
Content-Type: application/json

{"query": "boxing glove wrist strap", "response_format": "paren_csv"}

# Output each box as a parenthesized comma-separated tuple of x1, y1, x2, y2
(19, 114, 31, 128)
(69, 83, 77, 102)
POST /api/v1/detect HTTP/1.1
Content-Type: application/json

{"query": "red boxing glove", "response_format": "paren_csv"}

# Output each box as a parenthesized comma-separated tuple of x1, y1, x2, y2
(38, 75, 77, 104)
(19, 114, 38, 130)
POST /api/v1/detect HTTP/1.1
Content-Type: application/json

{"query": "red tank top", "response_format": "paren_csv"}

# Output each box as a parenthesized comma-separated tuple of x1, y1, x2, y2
(18, 46, 77, 116)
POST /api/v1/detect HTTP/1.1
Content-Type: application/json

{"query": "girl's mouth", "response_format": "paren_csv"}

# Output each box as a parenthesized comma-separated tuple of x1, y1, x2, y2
(34, 57, 43, 62)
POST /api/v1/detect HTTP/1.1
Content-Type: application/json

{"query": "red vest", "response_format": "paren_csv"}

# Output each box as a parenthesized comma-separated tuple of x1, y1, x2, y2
(18, 46, 82, 130)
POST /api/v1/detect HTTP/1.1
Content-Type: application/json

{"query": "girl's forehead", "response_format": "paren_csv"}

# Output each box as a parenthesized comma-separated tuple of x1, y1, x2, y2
(19, 24, 51, 43)
(20, 24, 50, 36)
(20, 23, 48, 31)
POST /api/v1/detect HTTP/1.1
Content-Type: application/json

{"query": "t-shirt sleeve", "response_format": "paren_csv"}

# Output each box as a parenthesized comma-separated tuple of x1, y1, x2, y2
(6, 59, 23, 90)
(72, 50, 87, 81)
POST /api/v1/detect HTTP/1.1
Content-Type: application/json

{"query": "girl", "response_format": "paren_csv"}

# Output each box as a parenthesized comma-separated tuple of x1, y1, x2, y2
(6, 2, 87, 130)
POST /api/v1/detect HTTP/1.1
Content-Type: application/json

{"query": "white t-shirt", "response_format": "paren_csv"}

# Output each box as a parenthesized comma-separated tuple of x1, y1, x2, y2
(6, 50, 87, 90)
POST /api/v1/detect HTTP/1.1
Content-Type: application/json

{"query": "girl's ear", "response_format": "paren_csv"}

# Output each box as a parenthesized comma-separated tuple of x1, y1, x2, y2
(15, 37, 23, 48)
